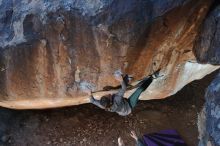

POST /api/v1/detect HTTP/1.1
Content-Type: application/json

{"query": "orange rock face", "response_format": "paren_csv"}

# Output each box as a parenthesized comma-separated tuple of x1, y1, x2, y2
(0, 0, 219, 109)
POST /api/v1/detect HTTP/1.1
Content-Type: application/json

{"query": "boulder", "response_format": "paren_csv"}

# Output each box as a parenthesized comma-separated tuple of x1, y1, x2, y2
(195, 3, 220, 146)
(0, 0, 219, 109)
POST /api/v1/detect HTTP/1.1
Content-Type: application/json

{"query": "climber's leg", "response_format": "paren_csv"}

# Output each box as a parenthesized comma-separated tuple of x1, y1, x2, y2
(128, 76, 153, 109)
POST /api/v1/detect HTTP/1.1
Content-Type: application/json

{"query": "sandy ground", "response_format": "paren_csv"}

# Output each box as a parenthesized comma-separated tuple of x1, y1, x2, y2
(0, 70, 218, 146)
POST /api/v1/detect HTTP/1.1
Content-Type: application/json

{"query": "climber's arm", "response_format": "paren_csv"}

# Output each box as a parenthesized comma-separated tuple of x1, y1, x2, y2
(90, 95, 105, 109)
(115, 76, 127, 98)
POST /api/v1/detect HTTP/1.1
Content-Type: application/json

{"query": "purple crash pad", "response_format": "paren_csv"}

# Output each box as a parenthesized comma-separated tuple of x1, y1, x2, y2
(142, 129, 187, 146)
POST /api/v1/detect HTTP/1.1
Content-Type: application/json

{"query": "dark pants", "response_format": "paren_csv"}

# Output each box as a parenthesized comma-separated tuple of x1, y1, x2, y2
(128, 76, 153, 109)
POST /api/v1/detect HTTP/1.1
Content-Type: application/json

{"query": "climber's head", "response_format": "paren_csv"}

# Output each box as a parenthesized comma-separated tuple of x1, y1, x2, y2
(100, 94, 113, 109)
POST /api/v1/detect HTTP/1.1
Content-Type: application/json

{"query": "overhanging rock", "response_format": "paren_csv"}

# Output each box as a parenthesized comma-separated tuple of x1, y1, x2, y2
(0, 0, 219, 109)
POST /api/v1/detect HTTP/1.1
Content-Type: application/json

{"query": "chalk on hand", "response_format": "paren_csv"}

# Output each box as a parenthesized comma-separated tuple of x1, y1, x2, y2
(114, 69, 123, 78)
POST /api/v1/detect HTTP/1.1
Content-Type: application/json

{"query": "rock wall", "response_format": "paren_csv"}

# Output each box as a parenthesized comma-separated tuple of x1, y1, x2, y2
(198, 72, 220, 146)
(0, 0, 219, 109)
(194, 3, 220, 65)
(195, 3, 220, 146)
(205, 74, 220, 146)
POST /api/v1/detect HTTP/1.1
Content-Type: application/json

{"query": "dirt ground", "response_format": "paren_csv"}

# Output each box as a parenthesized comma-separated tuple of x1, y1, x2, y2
(0, 70, 218, 146)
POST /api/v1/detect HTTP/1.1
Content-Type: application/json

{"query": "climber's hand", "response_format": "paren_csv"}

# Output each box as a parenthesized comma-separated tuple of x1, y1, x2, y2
(130, 131, 138, 141)
(118, 137, 125, 146)
(89, 96, 95, 103)
(115, 75, 123, 82)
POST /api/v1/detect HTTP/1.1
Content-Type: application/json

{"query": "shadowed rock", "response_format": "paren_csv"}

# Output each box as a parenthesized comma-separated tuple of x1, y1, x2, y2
(194, 4, 220, 64)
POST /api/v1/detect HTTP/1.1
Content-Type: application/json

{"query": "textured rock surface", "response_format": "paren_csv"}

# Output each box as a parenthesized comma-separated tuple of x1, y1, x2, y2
(0, 0, 219, 109)
(206, 73, 220, 146)
(195, 3, 220, 146)
(198, 73, 220, 146)
(194, 4, 220, 64)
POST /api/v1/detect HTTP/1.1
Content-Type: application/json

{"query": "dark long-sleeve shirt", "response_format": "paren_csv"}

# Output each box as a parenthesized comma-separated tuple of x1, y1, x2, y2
(90, 80, 131, 116)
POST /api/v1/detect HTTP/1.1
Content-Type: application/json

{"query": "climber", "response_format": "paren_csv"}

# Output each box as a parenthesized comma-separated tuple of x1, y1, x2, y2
(88, 71, 160, 116)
